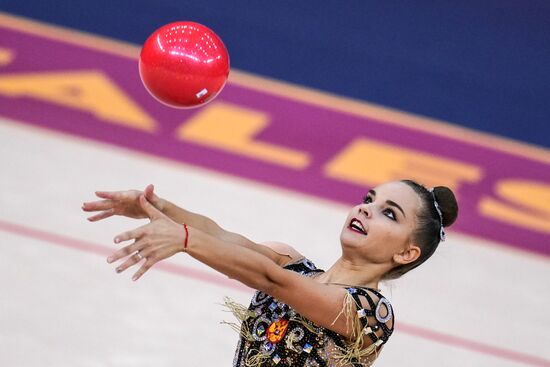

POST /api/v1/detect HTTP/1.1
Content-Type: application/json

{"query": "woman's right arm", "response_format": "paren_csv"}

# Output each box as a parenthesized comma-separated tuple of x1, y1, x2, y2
(163, 200, 303, 265)
(82, 185, 302, 266)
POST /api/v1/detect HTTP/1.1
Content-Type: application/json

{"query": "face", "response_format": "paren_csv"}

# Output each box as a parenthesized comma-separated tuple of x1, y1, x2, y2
(340, 181, 421, 265)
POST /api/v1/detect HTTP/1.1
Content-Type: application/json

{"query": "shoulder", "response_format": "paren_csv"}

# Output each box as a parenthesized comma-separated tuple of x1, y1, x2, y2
(347, 287, 394, 345)
(350, 287, 394, 321)
(259, 241, 304, 266)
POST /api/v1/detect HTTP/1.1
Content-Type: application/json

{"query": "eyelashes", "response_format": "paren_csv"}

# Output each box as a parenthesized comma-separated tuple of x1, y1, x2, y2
(383, 208, 396, 221)
(361, 195, 397, 221)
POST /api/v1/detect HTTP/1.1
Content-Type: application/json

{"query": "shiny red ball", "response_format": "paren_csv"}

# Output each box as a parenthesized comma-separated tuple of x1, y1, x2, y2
(139, 21, 230, 108)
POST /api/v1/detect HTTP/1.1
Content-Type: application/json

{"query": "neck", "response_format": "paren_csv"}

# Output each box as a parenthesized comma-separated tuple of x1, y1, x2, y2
(317, 257, 385, 290)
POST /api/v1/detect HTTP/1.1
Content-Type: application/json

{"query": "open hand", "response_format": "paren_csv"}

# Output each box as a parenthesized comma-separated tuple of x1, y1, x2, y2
(107, 195, 187, 281)
(82, 184, 163, 221)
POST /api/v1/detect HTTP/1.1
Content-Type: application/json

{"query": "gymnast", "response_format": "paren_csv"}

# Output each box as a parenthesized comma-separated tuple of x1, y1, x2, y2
(82, 179, 458, 366)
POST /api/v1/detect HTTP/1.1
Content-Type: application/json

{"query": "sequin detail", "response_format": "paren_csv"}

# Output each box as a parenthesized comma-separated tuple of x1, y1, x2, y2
(375, 297, 393, 324)
(262, 341, 276, 355)
(251, 291, 271, 306)
(252, 317, 271, 341)
(225, 258, 394, 367)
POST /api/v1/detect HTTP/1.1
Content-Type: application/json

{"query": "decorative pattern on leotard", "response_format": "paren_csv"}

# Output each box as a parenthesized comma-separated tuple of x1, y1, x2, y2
(226, 258, 394, 367)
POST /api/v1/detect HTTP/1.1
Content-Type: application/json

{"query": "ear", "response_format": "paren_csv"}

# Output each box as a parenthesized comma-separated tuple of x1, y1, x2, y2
(392, 243, 421, 265)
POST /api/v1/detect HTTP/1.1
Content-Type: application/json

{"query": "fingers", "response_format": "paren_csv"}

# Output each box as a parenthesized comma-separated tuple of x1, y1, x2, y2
(82, 200, 115, 221)
(86, 209, 115, 222)
(108, 242, 157, 281)
(107, 238, 147, 263)
(144, 184, 165, 212)
(114, 247, 155, 273)
(82, 199, 114, 212)
(113, 251, 144, 273)
(132, 261, 154, 281)
(114, 223, 148, 244)
(94, 190, 126, 200)
(139, 195, 164, 219)
(144, 184, 154, 198)
(144, 184, 159, 205)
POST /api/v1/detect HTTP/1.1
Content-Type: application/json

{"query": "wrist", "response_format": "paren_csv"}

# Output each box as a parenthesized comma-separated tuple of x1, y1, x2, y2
(182, 223, 189, 252)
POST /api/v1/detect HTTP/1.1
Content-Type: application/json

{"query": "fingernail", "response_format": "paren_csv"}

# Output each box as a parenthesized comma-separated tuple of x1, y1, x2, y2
(114, 238, 120, 244)
(132, 276, 138, 281)
(107, 256, 113, 263)
(116, 267, 122, 273)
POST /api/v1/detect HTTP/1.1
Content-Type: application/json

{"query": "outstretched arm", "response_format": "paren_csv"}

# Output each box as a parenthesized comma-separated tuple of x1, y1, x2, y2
(83, 185, 301, 265)
(108, 196, 346, 333)
(160, 200, 302, 265)
(108, 195, 391, 345)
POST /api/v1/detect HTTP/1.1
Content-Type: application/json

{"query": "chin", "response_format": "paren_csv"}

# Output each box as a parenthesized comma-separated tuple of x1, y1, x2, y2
(340, 231, 366, 250)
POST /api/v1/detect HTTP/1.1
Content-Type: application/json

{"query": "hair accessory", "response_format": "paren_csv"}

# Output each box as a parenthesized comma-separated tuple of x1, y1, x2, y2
(429, 189, 446, 242)
(183, 223, 189, 251)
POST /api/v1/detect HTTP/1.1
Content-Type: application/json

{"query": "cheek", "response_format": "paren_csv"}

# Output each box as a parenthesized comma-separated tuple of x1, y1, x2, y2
(372, 224, 410, 250)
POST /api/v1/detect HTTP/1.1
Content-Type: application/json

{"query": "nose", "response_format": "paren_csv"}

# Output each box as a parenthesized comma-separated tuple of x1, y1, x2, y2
(359, 205, 371, 218)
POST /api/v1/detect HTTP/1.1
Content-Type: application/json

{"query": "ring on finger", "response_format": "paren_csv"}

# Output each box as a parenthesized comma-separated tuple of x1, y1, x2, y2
(135, 251, 144, 261)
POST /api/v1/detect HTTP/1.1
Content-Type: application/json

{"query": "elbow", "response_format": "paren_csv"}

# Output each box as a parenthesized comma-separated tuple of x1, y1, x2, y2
(235, 257, 287, 297)
(257, 268, 286, 299)
(261, 276, 279, 298)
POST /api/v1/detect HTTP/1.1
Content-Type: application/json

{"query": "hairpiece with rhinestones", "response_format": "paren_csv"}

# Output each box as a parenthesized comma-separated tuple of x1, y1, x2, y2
(429, 189, 446, 242)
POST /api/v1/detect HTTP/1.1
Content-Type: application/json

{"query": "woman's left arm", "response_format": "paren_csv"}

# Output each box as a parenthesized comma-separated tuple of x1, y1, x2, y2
(108, 196, 362, 339)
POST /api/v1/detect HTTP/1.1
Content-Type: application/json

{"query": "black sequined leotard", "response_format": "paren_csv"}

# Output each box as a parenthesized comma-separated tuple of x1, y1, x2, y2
(231, 258, 394, 367)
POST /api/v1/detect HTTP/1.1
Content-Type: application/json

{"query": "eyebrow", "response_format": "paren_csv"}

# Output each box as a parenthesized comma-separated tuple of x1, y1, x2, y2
(368, 190, 406, 218)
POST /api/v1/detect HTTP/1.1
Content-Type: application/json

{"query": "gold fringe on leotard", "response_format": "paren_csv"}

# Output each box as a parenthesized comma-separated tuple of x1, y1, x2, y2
(244, 349, 271, 367)
(284, 329, 303, 353)
(332, 291, 380, 367)
(221, 294, 380, 367)
(220, 296, 257, 342)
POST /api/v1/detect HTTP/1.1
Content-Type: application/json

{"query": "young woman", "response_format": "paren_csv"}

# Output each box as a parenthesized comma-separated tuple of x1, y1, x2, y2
(82, 179, 458, 366)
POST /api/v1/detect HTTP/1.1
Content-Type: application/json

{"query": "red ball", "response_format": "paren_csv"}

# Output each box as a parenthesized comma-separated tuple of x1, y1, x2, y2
(139, 21, 230, 108)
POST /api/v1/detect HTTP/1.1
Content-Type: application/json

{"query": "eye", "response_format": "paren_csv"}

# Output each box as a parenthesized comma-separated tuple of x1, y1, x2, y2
(362, 195, 373, 204)
(383, 208, 396, 221)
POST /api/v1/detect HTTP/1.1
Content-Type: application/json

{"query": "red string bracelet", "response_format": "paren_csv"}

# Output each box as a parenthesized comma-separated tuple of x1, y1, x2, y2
(183, 223, 189, 252)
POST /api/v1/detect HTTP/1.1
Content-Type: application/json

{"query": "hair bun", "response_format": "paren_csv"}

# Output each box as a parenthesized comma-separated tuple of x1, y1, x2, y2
(433, 186, 458, 227)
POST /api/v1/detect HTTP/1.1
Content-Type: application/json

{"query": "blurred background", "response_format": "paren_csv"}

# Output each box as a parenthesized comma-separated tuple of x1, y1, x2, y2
(3, 0, 550, 146)
(1, 1, 549, 367)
